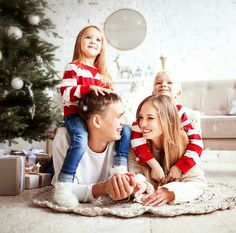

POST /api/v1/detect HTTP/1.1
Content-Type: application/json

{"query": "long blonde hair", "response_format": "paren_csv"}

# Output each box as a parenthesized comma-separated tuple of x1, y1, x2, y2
(136, 95, 188, 174)
(72, 25, 112, 86)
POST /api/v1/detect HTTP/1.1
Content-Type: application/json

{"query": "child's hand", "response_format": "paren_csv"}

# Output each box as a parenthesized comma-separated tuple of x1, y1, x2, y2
(166, 165, 182, 183)
(146, 158, 165, 184)
(150, 165, 165, 184)
(90, 85, 113, 96)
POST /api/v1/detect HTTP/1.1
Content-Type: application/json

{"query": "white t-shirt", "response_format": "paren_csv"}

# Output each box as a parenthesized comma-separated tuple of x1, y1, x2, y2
(51, 127, 115, 202)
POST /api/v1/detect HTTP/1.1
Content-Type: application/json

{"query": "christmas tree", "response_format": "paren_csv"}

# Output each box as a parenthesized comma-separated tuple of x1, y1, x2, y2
(0, 0, 61, 144)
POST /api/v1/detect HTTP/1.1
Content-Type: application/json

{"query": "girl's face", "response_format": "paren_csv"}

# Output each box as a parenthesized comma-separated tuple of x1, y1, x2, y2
(152, 74, 178, 98)
(138, 100, 163, 141)
(81, 27, 102, 60)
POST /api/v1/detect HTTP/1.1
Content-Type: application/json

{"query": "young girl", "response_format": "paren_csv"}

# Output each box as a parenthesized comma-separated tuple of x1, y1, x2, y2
(54, 25, 131, 207)
(133, 95, 206, 205)
(131, 71, 203, 185)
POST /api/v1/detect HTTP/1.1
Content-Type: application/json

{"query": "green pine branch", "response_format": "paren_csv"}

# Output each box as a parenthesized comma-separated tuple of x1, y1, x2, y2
(0, 0, 63, 144)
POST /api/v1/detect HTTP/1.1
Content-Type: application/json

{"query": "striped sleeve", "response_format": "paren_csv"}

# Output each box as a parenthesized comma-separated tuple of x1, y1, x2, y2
(175, 105, 203, 174)
(131, 122, 154, 163)
(60, 63, 90, 105)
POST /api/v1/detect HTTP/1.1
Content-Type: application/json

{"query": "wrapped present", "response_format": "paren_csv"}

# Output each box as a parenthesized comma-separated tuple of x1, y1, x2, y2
(0, 156, 25, 195)
(35, 153, 51, 172)
(10, 148, 51, 173)
(25, 173, 52, 190)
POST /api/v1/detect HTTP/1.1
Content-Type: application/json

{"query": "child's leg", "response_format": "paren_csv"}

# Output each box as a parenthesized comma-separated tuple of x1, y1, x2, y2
(58, 114, 88, 183)
(114, 124, 131, 167)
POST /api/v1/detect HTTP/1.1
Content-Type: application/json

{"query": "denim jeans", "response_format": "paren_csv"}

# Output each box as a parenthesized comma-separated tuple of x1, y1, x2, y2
(58, 114, 88, 182)
(114, 124, 131, 166)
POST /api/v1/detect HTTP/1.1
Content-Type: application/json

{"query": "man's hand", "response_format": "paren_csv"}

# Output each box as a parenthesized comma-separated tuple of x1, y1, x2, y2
(166, 165, 182, 183)
(104, 173, 136, 201)
(142, 187, 175, 206)
(90, 86, 113, 96)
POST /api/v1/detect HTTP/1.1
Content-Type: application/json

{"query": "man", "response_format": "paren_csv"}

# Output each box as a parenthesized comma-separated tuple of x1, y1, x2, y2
(52, 92, 136, 207)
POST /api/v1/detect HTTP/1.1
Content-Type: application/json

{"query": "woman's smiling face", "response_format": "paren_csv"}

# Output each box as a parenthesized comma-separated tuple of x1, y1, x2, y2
(138, 100, 163, 140)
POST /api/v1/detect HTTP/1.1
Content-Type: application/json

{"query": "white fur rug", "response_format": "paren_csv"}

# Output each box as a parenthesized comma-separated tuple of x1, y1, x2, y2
(33, 182, 236, 218)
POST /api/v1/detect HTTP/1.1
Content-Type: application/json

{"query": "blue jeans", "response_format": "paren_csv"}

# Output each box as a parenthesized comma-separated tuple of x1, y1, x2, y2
(58, 114, 88, 182)
(114, 125, 131, 166)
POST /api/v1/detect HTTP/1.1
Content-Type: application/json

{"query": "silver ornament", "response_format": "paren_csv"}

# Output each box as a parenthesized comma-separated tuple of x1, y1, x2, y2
(7, 26, 23, 40)
(11, 77, 24, 90)
(28, 15, 40, 25)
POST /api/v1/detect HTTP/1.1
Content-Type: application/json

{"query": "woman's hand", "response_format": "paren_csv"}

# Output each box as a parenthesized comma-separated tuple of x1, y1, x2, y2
(90, 86, 113, 96)
(166, 165, 182, 183)
(142, 187, 175, 206)
(104, 173, 136, 201)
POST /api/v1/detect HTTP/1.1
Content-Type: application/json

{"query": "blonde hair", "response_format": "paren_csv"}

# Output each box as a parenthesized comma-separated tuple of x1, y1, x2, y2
(72, 25, 112, 87)
(136, 95, 188, 174)
(153, 71, 182, 97)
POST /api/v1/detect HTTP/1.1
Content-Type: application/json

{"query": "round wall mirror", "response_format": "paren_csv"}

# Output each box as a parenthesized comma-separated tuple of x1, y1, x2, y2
(104, 9, 147, 51)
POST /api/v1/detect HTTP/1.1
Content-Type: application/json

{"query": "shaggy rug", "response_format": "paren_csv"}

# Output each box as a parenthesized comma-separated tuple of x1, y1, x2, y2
(33, 182, 236, 218)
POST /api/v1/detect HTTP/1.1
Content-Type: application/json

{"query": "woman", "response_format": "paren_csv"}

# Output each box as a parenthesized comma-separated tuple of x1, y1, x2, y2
(132, 95, 207, 206)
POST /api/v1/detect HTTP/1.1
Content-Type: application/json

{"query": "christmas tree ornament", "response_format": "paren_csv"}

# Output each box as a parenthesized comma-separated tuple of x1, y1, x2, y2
(0, 0, 61, 143)
(26, 84, 36, 119)
(0, 50, 2, 61)
(7, 26, 23, 40)
(11, 77, 24, 90)
(36, 55, 43, 66)
(28, 14, 40, 25)
(3, 90, 9, 97)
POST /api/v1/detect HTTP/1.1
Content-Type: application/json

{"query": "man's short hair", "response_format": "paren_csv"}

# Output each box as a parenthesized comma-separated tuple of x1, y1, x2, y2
(79, 92, 122, 120)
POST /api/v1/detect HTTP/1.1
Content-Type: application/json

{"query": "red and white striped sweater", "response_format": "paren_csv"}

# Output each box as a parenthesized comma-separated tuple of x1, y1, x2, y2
(131, 104, 203, 174)
(60, 61, 107, 116)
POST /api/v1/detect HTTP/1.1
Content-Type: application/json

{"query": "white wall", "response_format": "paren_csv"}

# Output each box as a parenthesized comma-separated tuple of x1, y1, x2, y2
(5, 0, 236, 151)
(46, 0, 236, 81)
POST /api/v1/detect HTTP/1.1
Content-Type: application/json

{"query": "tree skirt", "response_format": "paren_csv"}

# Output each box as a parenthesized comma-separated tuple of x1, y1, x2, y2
(33, 182, 236, 218)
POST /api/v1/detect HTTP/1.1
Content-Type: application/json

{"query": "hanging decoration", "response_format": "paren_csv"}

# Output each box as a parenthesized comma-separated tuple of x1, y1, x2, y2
(26, 84, 36, 119)
(0, 50, 2, 61)
(28, 14, 40, 25)
(0, 0, 61, 144)
(7, 26, 23, 40)
(11, 77, 24, 90)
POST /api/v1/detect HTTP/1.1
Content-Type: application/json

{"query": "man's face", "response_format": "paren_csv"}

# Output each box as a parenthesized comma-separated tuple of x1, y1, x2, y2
(100, 101, 125, 141)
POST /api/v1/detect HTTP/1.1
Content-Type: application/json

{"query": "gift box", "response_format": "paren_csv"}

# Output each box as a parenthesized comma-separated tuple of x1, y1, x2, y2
(25, 173, 52, 190)
(35, 153, 51, 172)
(0, 156, 25, 195)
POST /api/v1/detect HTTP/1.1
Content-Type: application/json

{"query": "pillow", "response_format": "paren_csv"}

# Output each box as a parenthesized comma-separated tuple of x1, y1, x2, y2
(228, 100, 236, 115)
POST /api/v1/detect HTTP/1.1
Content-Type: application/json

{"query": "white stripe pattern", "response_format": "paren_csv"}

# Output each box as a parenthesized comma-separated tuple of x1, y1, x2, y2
(178, 107, 185, 118)
(64, 101, 79, 107)
(62, 86, 73, 103)
(184, 150, 201, 164)
(74, 85, 82, 98)
(182, 119, 192, 127)
(131, 138, 147, 148)
(61, 78, 77, 87)
(65, 63, 78, 73)
(65, 64, 101, 80)
(189, 139, 203, 148)
(187, 129, 200, 136)
(132, 124, 142, 132)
